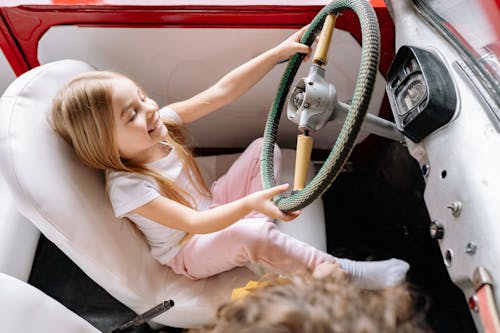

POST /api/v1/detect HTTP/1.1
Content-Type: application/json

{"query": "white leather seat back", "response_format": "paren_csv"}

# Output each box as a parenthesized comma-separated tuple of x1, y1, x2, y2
(0, 173, 40, 281)
(0, 273, 100, 333)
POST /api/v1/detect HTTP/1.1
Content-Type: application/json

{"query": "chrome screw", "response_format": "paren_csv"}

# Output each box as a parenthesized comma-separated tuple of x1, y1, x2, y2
(447, 201, 462, 217)
(465, 242, 477, 255)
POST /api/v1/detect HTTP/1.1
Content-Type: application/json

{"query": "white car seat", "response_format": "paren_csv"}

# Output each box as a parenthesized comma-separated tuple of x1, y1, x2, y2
(0, 59, 326, 329)
(0, 173, 40, 281)
(0, 273, 100, 333)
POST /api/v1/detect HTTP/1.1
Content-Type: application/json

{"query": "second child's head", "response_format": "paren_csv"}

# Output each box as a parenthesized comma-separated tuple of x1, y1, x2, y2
(193, 267, 432, 333)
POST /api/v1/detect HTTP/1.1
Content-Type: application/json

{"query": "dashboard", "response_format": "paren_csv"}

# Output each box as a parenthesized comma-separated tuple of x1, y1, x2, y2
(386, 45, 457, 142)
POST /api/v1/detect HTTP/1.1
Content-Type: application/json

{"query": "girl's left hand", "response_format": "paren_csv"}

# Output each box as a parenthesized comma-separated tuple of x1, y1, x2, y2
(274, 25, 313, 63)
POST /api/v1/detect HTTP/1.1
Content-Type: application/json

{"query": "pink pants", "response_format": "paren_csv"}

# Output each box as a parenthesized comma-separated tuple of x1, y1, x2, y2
(167, 138, 334, 279)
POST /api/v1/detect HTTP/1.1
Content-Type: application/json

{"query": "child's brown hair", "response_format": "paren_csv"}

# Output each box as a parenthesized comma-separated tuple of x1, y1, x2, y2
(192, 268, 432, 333)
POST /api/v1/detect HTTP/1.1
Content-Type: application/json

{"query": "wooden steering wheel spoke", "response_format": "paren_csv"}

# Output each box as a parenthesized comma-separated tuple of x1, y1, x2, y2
(313, 14, 337, 67)
(293, 133, 314, 192)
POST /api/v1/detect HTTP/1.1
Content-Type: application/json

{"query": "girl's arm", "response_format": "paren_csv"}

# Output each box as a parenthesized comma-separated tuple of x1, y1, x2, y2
(167, 26, 311, 124)
(133, 184, 300, 234)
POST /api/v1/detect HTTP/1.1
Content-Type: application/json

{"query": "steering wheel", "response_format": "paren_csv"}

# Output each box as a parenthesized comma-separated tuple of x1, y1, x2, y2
(261, 0, 381, 212)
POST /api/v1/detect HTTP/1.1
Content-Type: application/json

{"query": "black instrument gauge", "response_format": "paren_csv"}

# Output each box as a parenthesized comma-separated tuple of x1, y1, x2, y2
(405, 58, 419, 74)
(387, 46, 457, 142)
(395, 73, 427, 116)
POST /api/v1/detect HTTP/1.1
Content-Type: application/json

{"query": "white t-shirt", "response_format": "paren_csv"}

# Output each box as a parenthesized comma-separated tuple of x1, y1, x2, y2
(107, 107, 211, 264)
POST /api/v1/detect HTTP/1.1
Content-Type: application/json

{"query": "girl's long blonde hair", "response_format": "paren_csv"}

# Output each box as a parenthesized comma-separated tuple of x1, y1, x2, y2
(50, 71, 209, 208)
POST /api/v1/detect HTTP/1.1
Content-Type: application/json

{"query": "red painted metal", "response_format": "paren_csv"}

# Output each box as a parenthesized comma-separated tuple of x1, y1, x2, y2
(481, 0, 500, 48)
(0, 3, 394, 79)
(0, 11, 29, 75)
(52, 0, 104, 4)
(476, 285, 500, 333)
(1, 1, 387, 6)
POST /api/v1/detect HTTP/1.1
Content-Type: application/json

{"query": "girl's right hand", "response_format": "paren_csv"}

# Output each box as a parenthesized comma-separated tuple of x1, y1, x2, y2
(245, 183, 301, 221)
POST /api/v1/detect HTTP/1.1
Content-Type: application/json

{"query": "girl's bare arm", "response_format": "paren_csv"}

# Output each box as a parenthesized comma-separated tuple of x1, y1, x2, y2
(167, 26, 310, 124)
(133, 184, 299, 234)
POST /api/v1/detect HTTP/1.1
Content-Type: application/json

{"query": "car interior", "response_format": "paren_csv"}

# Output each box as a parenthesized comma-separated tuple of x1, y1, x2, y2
(1, 0, 499, 332)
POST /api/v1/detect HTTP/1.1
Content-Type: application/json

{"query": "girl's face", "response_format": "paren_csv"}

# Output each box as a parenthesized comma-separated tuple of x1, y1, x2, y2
(111, 77, 168, 163)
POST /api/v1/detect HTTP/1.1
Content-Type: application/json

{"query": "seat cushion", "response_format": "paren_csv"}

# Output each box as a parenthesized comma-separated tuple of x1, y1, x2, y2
(198, 151, 326, 251)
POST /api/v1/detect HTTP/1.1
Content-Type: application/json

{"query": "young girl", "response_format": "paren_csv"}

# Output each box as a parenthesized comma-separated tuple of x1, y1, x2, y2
(50, 26, 409, 289)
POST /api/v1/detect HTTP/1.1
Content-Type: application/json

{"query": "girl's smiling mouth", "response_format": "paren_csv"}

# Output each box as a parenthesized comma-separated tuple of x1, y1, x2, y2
(148, 116, 161, 134)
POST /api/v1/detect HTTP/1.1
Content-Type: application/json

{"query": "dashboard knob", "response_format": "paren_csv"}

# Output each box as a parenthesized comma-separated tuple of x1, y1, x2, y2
(430, 221, 444, 239)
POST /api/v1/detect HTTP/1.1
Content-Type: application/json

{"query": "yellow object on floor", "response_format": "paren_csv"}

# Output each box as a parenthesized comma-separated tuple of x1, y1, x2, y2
(231, 278, 291, 301)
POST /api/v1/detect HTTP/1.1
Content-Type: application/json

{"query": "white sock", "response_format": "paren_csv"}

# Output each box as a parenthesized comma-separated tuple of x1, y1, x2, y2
(334, 257, 410, 290)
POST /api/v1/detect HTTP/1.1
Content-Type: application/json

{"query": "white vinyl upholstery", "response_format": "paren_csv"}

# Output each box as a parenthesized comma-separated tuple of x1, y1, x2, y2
(0, 273, 100, 333)
(0, 174, 40, 281)
(0, 59, 326, 328)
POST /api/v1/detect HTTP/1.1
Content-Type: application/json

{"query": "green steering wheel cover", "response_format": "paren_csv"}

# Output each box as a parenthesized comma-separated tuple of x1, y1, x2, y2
(261, 0, 380, 212)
